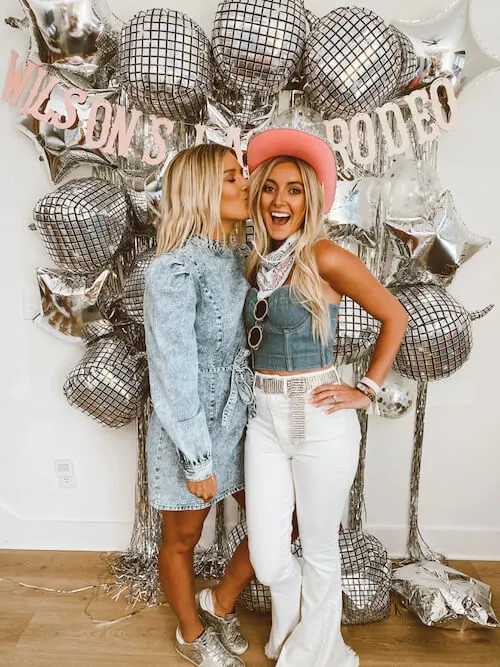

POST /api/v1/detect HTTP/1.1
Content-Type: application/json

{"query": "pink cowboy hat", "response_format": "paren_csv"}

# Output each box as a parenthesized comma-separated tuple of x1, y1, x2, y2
(247, 127, 337, 213)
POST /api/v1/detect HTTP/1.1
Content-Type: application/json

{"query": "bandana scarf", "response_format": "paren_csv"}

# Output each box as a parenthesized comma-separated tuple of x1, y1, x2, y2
(255, 232, 301, 299)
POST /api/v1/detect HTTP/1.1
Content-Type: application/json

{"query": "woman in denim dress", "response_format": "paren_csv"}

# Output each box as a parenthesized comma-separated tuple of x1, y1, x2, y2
(243, 126, 408, 666)
(144, 145, 254, 667)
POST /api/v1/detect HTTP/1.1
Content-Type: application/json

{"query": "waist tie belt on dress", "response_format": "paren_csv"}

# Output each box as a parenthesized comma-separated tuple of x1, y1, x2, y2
(254, 366, 341, 443)
(222, 346, 254, 427)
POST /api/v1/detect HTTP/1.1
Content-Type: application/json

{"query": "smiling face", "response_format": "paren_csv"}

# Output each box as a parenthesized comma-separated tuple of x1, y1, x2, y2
(259, 161, 306, 243)
(220, 151, 249, 234)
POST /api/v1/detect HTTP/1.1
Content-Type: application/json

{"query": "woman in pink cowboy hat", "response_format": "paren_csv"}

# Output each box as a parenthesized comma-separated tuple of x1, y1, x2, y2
(243, 112, 408, 666)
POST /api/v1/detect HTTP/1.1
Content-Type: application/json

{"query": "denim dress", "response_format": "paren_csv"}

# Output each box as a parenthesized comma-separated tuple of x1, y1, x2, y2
(144, 235, 253, 510)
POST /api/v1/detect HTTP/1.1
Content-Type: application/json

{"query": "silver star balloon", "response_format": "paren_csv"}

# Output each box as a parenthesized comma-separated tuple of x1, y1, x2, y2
(18, 84, 118, 183)
(37, 266, 110, 338)
(386, 190, 490, 286)
(6, 0, 121, 87)
(393, 0, 500, 94)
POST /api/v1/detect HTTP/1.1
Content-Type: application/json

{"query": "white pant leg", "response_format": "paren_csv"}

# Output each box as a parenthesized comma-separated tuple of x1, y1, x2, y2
(245, 387, 302, 658)
(277, 401, 361, 667)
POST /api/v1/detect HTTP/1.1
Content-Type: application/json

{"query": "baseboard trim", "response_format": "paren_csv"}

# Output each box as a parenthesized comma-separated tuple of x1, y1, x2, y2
(365, 524, 500, 561)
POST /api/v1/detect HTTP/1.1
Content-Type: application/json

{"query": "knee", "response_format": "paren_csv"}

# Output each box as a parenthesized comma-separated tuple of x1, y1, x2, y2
(249, 544, 292, 587)
(162, 525, 203, 555)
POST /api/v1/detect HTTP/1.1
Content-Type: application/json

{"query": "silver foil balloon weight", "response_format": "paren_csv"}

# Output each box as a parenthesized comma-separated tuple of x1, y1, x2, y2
(334, 296, 381, 365)
(63, 336, 148, 427)
(119, 9, 212, 121)
(303, 7, 404, 119)
(392, 284, 481, 381)
(392, 561, 500, 629)
(33, 178, 129, 274)
(122, 249, 156, 324)
(212, 0, 306, 111)
(376, 370, 416, 419)
(37, 267, 110, 337)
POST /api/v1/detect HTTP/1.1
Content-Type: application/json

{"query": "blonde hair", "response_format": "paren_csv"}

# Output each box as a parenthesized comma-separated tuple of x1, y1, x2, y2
(156, 144, 243, 255)
(247, 156, 331, 344)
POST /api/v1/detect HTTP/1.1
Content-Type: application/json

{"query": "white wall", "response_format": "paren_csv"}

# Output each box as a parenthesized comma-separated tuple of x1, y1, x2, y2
(0, 0, 499, 558)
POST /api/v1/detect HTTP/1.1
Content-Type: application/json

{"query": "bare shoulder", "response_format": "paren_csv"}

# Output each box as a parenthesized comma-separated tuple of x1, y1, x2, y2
(313, 238, 352, 271)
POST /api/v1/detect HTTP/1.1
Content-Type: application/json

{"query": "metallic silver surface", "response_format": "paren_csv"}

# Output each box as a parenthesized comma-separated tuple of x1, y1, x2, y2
(119, 9, 212, 121)
(37, 266, 110, 337)
(392, 284, 473, 381)
(392, 560, 500, 629)
(304, 7, 403, 118)
(376, 370, 416, 419)
(334, 296, 381, 365)
(212, 0, 306, 95)
(33, 177, 129, 274)
(63, 336, 148, 427)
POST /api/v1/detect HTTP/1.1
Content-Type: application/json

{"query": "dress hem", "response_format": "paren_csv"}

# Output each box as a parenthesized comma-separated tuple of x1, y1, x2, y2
(150, 483, 245, 511)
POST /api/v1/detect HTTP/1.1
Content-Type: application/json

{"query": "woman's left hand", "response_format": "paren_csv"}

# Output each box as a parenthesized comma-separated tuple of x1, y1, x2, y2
(310, 382, 371, 413)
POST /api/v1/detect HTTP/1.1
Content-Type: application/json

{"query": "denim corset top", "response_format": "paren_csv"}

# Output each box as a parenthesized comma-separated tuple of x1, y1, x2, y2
(244, 286, 339, 371)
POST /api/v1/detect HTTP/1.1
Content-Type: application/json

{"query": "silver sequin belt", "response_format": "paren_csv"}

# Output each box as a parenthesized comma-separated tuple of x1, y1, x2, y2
(254, 366, 341, 443)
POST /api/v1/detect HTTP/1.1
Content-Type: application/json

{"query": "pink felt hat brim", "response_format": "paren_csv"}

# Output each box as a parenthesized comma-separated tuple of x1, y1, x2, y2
(247, 128, 337, 213)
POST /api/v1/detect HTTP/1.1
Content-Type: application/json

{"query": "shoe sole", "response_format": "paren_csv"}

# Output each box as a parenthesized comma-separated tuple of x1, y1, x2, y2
(175, 647, 200, 666)
(198, 609, 249, 656)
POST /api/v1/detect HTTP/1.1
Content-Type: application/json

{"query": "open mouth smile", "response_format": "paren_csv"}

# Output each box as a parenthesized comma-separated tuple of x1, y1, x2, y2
(270, 212, 291, 225)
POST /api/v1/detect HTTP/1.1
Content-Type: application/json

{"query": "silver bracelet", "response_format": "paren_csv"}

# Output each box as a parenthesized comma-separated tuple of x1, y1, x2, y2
(356, 382, 376, 402)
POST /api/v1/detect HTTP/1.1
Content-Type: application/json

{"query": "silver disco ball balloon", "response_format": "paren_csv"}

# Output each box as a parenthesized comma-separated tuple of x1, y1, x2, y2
(393, 284, 473, 381)
(122, 249, 156, 324)
(212, 0, 306, 95)
(119, 8, 212, 120)
(227, 522, 391, 623)
(33, 178, 128, 274)
(303, 7, 402, 118)
(63, 336, 148, 427)
(334, 296, 381, 365)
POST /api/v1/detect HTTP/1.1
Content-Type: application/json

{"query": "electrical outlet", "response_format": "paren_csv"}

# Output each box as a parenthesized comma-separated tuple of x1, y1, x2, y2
(54, 459, 76, 489)
(58, 475, 76, 489)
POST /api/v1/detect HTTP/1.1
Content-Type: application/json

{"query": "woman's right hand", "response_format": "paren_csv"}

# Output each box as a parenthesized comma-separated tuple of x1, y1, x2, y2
(187, 473, 218, 503)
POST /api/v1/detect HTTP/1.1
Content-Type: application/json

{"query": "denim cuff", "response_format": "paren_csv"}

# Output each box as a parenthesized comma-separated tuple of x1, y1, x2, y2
(181, 456, 213, 482)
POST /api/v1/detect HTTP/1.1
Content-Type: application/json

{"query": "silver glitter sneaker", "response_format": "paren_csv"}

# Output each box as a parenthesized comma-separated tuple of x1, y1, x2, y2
(198, 588, 249, 656)
(175, 626, 245, 667)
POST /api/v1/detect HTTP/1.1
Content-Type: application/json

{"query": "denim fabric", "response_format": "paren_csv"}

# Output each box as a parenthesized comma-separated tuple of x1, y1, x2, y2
(144, 236, 252, 510)
(244, 286, 339, 371)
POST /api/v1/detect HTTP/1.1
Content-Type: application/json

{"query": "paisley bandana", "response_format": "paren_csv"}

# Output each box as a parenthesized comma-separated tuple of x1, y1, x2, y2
(255, 232, 301, 299)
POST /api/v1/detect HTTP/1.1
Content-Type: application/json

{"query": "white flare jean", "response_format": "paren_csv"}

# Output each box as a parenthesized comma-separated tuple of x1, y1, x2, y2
(245, 367, 361, 667)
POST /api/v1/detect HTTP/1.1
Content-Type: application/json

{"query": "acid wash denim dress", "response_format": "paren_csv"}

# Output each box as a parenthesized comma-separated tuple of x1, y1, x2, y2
(144, 235, 253, 511)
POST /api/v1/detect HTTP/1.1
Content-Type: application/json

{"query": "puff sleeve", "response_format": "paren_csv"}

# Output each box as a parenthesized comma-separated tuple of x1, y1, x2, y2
(144, 255, 213, 482)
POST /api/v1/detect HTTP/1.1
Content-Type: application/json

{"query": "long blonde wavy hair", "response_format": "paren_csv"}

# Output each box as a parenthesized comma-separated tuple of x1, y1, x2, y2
(156, 144, 243, 255)
(246, 156, 331, 344)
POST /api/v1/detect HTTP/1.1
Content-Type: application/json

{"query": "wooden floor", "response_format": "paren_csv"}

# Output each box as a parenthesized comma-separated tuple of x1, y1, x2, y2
(0, 551, 499, 666)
